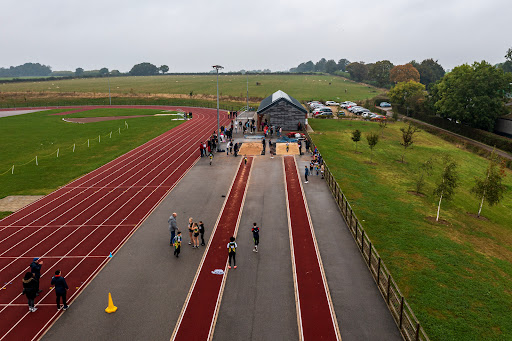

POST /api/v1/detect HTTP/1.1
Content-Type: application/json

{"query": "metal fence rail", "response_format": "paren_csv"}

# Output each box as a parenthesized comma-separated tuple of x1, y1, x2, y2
(306, 131, 430, 341)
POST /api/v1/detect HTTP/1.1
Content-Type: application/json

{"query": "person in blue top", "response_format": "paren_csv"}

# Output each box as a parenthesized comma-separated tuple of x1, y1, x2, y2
(304, 165, 309, 184)
(51, 270, 69, 310)
(227, 236, 237, 269)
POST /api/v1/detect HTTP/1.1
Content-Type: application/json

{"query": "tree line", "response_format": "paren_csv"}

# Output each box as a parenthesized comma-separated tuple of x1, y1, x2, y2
(0, 63, 52, 77)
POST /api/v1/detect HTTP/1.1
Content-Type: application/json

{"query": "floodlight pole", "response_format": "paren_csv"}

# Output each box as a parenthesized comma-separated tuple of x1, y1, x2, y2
(246, 72, 249, 111)
(212, 65, 224, 151)
(108, 72, 111, 106)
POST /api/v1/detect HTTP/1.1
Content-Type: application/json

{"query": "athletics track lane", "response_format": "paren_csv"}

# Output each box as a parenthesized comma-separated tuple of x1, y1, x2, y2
(283, 156, 341, 341)
(172, 157, 253, 341)
(0, 106, 229, 341)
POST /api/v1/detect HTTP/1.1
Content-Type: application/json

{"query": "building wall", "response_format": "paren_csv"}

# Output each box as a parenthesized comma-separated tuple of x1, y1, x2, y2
(260, 100, 306, 131)
(494, 118, 512, 138)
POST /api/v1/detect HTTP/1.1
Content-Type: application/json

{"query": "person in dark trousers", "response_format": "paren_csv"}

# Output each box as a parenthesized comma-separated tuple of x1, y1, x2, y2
(227, 236, 237, 269)
(51, 270, 69, 310)
(30, 258, 43, 294)
(173, 231, 182, 257)
(168, 212, 178, 246)
(209, 152, 214, 165)
(252, 223, 260, 252)
(22, 272, 38, 312)
(304, 165, 309, 184)
(199, 221, 205, 246)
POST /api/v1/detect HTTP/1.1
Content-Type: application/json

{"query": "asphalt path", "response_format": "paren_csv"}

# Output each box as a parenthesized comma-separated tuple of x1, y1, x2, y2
(42, 154, 241, 341)
(297, 153, 402, 341)
(213, 157, 299, 341)
(0, 109, 47, 118)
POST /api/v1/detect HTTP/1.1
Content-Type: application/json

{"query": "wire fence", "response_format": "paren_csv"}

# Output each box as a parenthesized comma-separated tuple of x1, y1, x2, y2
(305, 130, 430, 341)
(0, 121, 130, 177)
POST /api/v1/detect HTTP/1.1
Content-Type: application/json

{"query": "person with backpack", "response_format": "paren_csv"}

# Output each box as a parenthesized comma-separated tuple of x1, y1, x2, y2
(30, 258, 43, 294)
(22, 272, 38, 312)
(227, 236, 237, 269)
(51, 270, 69, 310)
(173, 231, 182, 258)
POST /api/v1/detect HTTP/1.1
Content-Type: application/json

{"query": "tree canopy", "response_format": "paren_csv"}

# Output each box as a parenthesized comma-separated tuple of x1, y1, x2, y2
(325, 59, 338, 74)
(388, 81, 426, 115)
(346, 62, 368, 82)
(129, 62, 159, 76)
(414, 59, 445, 87)
(368, 60, 394, 87)
(431, 61, 512, 131)
(0, 63, 52, 77)
(390, 64, 420, 83)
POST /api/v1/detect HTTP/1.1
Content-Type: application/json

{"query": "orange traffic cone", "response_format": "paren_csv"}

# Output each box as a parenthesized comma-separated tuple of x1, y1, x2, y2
(105, 292, 117, 313)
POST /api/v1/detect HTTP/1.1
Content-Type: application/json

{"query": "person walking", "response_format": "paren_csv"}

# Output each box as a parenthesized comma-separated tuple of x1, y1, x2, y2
(30, 258, 43, 294)
(168, 213, 178, 246)
(199, 221, 205, 246)
(304, 165, 309, 184)
(244, 156, 248, 165)
(173, 231, 182, 257)
(22, 272, 38, 312)
(51, 270, 69, 310)
(209, 152, 214, 165)
(286, 142, 289, 153)
(298, 141, 302, 155)
(227, 236, 237, 269)
(321, 163, 325, 179)
(252, 223, 260, 252)
(226, 141, 230, 156)
(188, 217, 194, 245)
(199, 143, 204, 157)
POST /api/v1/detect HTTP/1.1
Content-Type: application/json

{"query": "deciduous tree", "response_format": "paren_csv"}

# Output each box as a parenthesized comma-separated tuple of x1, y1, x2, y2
(416, 59, 445, 87)
(351, 129, 361, 151)
(337, 59, 350, 71)
(414, 158, 433, 194)
(400, 123, 420, 162)
(390, 64, 420, 83)
(471, 150, 507, 217)
(75, 67, 84, 77)
(346, 62, 368, 82)
(325, 59, 338, 74)
(431, 61, 512, 131)
(99, 68, 109, 76)
(160, 65, 169, 74)
(368, 60, 394, 87)
(433, 156, 458, 222)
(129, 62, 159, 76)
(388, 81, 426, 115)
(315, 58, 327, 72)
(366, 132, 379, 163)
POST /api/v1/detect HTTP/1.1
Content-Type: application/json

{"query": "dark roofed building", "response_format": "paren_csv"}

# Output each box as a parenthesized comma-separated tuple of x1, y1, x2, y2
(256, 90, 307, 131)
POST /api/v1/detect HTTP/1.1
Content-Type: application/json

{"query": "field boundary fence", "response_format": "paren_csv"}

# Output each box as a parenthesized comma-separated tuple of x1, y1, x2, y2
(305, 131, 430, 341)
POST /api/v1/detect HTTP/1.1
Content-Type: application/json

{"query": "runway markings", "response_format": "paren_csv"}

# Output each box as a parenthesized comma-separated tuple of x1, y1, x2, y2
(283, 156, 341, 341)
(171, 157, 254, 341)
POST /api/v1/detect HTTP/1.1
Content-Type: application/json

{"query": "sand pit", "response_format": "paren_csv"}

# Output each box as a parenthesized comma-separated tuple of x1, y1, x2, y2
(276, 143, 299, 155)
(0, 195, 44, 212)
(238, 142, 263, 155)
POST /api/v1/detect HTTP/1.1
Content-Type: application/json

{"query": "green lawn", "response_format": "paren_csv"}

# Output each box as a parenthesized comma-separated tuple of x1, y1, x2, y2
(0, 74, 383, 103)
(309, 119, 512, 341)
(0, 108, 183, 200)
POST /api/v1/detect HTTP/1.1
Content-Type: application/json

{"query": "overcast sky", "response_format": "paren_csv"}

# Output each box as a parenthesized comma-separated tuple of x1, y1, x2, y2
(1, 0, 510, 72)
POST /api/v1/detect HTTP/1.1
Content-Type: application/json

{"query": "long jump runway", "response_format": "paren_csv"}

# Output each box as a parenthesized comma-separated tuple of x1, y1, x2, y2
(0, 106, 229, 341)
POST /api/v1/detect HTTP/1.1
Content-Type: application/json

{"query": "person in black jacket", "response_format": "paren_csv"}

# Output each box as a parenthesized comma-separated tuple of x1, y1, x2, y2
(22, 272, 38, 312)
(30, 257, 43, 294)
(51, 270, 69, 310)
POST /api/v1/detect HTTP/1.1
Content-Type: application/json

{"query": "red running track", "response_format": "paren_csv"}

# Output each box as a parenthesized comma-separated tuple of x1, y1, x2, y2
(0, 105, 229, 341)
(172, 157, 253, 341)
(283, 156, 341, 341)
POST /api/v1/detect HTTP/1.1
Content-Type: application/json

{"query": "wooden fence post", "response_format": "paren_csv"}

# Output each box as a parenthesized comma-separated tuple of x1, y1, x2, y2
(399, 296, 404, 328)
(361, 230, 365, 251)
(387, 274, 391, 304)
(377, 258, 381, 286)
(368, 242, 372, 267)
(415, 322, 421, 341)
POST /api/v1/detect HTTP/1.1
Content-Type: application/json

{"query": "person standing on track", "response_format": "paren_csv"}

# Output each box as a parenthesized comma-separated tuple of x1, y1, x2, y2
(199, 221, 205, 246)
(304, 165, 309, 184)
(51, 270, 69, 310)
(188, 217, 194, 245)
(30, 258, 43, 294)
(227, 236, 237, 269)
(168, 213, 178, 246)
(173, 231, 182, 257)
(22, 272, 38, 312)
(252, 223, 260, 252)
(192, 223, 200, 248)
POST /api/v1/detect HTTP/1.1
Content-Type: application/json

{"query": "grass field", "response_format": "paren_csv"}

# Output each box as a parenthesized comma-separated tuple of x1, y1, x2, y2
(309, 119, 512, 341)
(0, 74, 383, 104)
(0, 108, 183, 201)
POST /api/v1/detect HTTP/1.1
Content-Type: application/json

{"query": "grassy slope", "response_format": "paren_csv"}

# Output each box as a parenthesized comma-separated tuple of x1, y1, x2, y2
(0, 74, 382, 102)
(0, 108, 183, 199)
(309, 119, 512, 341)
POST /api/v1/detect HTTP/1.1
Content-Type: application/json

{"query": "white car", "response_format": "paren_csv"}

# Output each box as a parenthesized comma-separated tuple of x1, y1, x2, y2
(340, 101, 357, 108)
(325, 101, 339, 106)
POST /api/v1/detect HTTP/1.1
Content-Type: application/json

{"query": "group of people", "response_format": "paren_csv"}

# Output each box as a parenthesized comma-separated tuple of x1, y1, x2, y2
(304, 146, 324, 183)
(22, 258, 69, 313)
(168, 212, 261, 269)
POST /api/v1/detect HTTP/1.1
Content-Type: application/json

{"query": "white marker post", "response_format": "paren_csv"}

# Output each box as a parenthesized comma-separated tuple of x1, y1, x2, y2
(11, 165, 14, 174)
(73, 143, 76, 152)
(57, 148, 59, 158)
(110, 131, 112, 138)
(119, 127, 121, 134)
(36, 156, 38, 166)
(99, 135, 101, 143)
(88, 139, 90, 147)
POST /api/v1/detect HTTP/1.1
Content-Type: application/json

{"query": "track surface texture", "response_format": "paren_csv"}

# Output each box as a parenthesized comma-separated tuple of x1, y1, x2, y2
(172, 157, 253, 341)
(283, 156, 341, 341)
(0, 105, 228, 341)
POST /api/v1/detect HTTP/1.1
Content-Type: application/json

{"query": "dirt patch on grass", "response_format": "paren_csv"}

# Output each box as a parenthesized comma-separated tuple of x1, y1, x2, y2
(425, 216, 450, 225)
(407, 191, 426, 197)
(466, 212, 489, 221)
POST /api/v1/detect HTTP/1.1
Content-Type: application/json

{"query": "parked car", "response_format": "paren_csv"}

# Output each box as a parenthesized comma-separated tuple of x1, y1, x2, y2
(348, 106, 364, 113)
(353, 108, 370, 115)
(371, 115, 387, 121)
(325, 101, 339, 106)
(340, 101, 357, 108)
(380, 102, 391, 107)
(286, 132, 306, 139)
(310, 103, 324, 110)
(313, 107, 333, 117)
